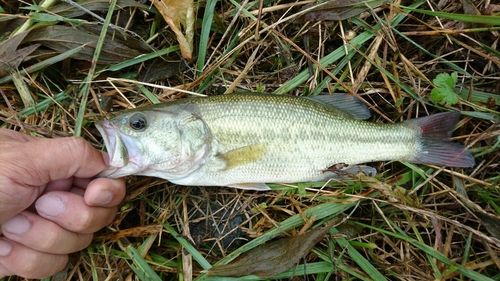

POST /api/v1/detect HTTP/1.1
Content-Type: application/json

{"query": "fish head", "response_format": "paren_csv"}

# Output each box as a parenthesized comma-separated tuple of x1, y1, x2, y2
(96, 108, 212, 179)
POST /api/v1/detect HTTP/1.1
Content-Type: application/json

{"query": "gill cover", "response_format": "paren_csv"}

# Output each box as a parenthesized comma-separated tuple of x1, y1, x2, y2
(96, 108, 212, 179)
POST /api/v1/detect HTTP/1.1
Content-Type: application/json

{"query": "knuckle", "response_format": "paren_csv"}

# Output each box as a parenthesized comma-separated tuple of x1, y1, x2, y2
(16, 250, 67, 279)
(38, 229, 92, 253)
(66, 136, 88, 148)
(66, 137, 90, 158)
(76, 209, 96, 232)
(62, 137, 88, 155)
(39, 229, 63, 251)
(78, 208, 115, 233)
(18, 253, 42, 274)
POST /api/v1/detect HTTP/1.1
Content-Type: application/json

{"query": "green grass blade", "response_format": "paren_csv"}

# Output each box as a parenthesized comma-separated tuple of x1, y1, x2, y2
(74, 0, 117, 137)
(195, 200, 363, 280)
(391, 28, 469, 75)
(155, 217, 212, 270)
(401, 6, 500, 25)
(455, 88, 500, 106)
(197, 0, 218, 75)
(126, 245, 163, 281)
(358, 222, 496, 281)
(330, 228, 387, 281)
(103, 45, 180, 73)
(137, 84, 160, 104)
(274, 0, 427, 95)
(19, 91, 71, 117)
(87, 246, 99, 281)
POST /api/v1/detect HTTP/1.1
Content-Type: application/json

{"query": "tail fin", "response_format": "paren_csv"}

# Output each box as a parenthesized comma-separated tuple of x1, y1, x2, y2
(404, 112, 475, 168)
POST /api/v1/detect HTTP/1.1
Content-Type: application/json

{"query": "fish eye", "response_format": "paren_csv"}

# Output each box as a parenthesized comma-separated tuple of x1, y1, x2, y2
(129, 113, 147, 131)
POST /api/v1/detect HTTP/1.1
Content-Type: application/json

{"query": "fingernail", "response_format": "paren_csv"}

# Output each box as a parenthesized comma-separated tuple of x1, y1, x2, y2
(90, 189, 113, 205)
(2, 215, 30, 235)
(0, 240, 12, 256)
(36, 194, 65, 217)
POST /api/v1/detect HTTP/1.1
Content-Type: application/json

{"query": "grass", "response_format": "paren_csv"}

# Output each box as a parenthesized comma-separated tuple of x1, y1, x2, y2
(1, 0, 500, 280)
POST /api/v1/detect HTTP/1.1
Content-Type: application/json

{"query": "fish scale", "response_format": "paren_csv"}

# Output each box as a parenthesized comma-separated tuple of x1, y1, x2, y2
(191, 98, 415, 185)
(96, 93, 474, 190)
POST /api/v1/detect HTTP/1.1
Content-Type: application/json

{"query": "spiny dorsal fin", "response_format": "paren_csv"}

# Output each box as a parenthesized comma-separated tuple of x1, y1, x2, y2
(305, 94, 370, 120)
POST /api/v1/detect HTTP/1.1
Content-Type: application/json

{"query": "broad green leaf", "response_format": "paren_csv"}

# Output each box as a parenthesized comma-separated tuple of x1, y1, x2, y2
(430, 72, 459, 106)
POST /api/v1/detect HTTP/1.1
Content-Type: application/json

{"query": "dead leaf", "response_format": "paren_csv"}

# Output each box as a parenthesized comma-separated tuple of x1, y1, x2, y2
(206, 220, 335, 278)
(0, 44, 40, 77)
(474, 211, 500, 241)
(49, 0, 148, 18)
(0, 31, 40, 76)
(453, 178, 500, 241)
(360, 175, 420, 207)
(151, 0, 194, 60)
(461, 0, 480, 16)
(0, 31, 29, 55)
(22, 25, 144, 64)
(336, 220, 363, 239)
(301, 0, 391, 21)
(139, 59, 186, 82)
(80, 24, 151, 53)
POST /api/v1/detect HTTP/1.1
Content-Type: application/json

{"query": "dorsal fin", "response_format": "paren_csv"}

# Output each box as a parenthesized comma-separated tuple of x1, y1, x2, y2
(305, 94, 371, 120)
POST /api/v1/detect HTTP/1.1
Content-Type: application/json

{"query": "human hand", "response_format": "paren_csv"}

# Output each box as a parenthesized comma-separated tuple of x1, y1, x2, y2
(0, 129, 126, 279)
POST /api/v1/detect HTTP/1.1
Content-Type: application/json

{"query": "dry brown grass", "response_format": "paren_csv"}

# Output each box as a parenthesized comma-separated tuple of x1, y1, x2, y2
(1, 0, 499, 280)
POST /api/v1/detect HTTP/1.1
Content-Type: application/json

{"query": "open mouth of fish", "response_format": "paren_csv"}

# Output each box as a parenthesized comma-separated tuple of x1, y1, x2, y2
(95, 120, 140, 178)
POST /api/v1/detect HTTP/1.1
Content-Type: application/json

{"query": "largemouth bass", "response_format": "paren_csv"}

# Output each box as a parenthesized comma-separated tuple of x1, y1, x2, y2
(96, 93, 474, 190)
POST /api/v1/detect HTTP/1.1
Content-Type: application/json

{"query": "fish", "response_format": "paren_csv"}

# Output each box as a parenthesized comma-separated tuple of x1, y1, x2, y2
(95, 93, 474, 191)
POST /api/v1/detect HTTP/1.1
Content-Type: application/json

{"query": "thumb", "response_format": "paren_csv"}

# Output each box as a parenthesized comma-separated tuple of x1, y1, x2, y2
(0, 135, 108, 224)
(11, 136, 109, 185)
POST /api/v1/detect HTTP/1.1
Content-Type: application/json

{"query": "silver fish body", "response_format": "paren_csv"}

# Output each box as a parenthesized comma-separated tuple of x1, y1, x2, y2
(96, 93, 474, 190)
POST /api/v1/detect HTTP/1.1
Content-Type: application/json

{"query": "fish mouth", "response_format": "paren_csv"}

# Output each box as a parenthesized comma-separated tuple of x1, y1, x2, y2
(95, 120, 132, 178)
(96, 120, 119, 162)
(96, 120, 146, 178)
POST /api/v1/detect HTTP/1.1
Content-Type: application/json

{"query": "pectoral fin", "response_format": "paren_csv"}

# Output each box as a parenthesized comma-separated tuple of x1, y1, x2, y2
(227, 183, 271, 191)
(218, 144, 267, 170)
